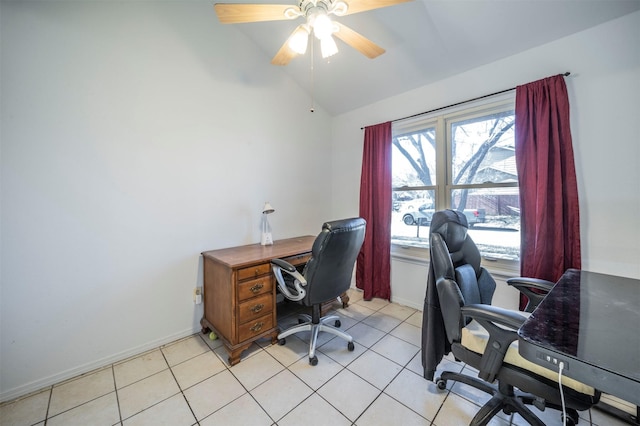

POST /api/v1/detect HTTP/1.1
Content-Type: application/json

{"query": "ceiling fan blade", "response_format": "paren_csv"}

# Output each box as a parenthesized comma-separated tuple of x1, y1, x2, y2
(342, 0, 413, 16)
(333, 22, 385, 59)
(214, 3, 297, 23)
(271, 25, 305, 65)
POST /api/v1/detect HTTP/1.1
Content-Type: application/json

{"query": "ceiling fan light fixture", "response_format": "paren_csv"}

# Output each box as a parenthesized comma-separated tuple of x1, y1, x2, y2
(288, 25, 310, 54)
(320, 35, 338, 58)
(214, 0, 408, 66)
(284, 6, 302, 19)
(328, 1, 348, 16)
(310, 11, 333, 40)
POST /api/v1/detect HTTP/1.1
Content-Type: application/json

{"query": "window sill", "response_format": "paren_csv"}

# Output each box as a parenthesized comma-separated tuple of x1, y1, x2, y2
(390, 244, 520, 278)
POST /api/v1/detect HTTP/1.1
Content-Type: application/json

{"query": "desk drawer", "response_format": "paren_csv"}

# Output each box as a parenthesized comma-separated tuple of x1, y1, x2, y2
(238, 313, 273, 342)
(238, 263, 271, 281)
(238, 293, 273, 324)
(238, 276, 273, 301)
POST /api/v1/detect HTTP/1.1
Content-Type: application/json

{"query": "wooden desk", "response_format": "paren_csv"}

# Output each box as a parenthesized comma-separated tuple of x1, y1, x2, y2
(201, 236, 317, 365)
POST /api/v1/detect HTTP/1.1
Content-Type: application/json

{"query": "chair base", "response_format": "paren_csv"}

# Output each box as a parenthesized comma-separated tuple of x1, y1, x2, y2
(278, 313, 354, 365)
(437, 370, 580, 426)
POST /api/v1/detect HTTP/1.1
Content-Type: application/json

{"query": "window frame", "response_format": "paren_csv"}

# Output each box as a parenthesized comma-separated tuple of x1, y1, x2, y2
(391, 93, 519, 270)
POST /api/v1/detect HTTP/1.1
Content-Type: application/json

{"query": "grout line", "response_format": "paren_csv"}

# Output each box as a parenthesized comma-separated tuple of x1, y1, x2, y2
(110, 366, 123, 425)
(160, 350, 199, 424)
(43, 385, 53, 426)
(179, 391, 200, 426)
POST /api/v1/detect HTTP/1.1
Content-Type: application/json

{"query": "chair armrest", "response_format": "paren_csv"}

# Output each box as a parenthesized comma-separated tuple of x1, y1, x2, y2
(507, 277, 554, 312)
(462, 304, 528, 382)
(271, 258, 297, 272)
(507, 277, 554, 292)
(271, 259, 307, 302)
(462, 304, 527, 330)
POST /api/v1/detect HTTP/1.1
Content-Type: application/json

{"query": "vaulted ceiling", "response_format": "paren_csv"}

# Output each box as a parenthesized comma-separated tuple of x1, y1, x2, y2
(215, 0, 640, 115)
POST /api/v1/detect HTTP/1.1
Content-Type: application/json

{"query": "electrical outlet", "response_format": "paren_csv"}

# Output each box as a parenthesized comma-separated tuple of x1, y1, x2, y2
(194, 287, 203, 304)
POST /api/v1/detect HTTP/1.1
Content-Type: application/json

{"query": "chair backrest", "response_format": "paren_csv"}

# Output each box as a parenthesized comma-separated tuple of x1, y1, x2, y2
(303, 217, 366, 305)
(429, 210, 496, 343)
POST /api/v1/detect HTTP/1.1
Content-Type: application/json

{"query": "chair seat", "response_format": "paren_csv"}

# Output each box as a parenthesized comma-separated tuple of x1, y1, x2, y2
(461, 318, 595, 396)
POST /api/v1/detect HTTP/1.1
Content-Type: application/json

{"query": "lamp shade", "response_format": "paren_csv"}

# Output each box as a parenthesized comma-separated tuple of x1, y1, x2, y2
(320, 35, 338, 58)
(312, 13, 333, 40)
(288, 26, 310, 54)
(262, 202, 275, 214)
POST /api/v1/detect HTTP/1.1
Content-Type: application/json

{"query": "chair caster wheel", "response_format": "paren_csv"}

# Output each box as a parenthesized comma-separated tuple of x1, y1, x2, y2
(347, 341, 355, 351)
(309, 356, 318, 366)
(436, 377, 447, 390)
(278, 338, 286, 346)
(335, 320, 341, 327)
(561, 410, 578, 426)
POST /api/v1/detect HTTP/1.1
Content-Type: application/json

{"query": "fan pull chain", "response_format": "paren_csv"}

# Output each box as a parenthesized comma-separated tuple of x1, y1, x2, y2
(310, 40, 315, 113)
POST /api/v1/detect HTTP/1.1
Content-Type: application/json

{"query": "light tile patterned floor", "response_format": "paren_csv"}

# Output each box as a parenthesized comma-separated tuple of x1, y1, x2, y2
(0, 289, 629, 426)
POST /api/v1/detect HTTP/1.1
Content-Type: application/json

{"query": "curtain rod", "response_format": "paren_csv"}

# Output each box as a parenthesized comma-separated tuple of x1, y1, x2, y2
(361, 72, 570, 130)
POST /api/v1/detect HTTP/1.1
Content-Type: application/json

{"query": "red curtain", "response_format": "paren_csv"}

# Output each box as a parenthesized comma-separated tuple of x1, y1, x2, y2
(515, 75, 581, 309)
(356, 121, 392, 301)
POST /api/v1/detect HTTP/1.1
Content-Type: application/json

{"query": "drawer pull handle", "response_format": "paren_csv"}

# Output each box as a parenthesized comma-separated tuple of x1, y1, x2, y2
(250, 304, 264, 313)
(250, 322, 264, 333)
(249, 283, 264, 294)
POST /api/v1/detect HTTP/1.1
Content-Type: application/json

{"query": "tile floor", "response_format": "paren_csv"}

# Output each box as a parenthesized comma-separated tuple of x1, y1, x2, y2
(0, 289, 628, 426)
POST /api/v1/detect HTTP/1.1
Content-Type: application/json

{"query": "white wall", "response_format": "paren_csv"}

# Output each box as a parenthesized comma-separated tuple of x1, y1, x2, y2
(0, 1, 334, 400)
(332, 11, 640, 306)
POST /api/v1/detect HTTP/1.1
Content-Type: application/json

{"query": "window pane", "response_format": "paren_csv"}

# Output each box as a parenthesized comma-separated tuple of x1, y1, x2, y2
(450, 111, 516, 185)
(392, 127, 436, 187)
(451, 187, 520, 260)
(391, 189, 435, 246)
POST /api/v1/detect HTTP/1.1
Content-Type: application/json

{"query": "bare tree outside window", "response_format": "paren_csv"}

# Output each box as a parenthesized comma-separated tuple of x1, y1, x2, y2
(393, 129, 436, 187)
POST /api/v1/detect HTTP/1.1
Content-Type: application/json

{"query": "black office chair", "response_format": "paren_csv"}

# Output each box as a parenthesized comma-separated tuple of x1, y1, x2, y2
(271, 217, 366, 366)
(422, 210, 598, 426)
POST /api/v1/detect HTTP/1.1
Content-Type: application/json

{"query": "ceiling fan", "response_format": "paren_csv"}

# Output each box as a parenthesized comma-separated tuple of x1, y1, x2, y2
(214, 0, 413, 65)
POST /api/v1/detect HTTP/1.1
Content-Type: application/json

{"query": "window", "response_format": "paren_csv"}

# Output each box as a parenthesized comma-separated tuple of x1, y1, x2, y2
(391, 97, 520, 261)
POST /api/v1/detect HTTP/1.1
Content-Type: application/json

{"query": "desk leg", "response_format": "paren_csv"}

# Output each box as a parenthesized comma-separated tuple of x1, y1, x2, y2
(200, 317, 211, 334)
(225, 328, 279, 366)
(340, 291, 350, 308)
(320, 292, 351, 317)
(227, 344, 251, 366)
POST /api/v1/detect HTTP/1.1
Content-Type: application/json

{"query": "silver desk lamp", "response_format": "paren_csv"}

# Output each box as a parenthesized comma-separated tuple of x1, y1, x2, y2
(261, 202, 275, 245)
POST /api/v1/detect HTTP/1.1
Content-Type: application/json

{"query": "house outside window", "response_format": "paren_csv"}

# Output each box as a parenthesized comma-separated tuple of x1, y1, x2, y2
(391, 96, 520, 261)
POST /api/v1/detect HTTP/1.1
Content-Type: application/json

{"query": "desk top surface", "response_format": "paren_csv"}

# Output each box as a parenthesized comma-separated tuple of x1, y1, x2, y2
(518, 269, 640, 382)
(202, 236, 315, 268)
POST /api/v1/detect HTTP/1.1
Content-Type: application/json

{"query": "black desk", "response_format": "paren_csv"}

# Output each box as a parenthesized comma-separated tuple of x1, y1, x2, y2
(518, 269, 640, 407)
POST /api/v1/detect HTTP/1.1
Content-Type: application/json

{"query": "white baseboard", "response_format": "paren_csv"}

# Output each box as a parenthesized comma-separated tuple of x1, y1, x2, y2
(389, 295, 423, 311)
(1, 327, 196, 403)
